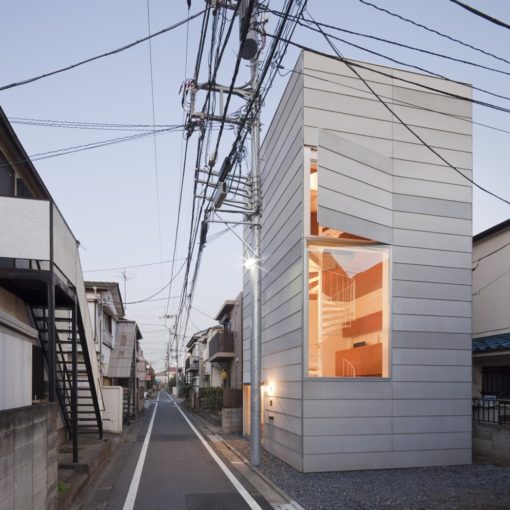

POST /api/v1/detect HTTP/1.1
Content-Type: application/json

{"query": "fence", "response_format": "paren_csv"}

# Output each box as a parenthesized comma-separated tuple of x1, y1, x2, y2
(472, 398, 510, 424)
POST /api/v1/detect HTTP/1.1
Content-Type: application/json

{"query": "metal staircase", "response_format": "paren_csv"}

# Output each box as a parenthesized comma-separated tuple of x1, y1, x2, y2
(30, 303, 103, 439)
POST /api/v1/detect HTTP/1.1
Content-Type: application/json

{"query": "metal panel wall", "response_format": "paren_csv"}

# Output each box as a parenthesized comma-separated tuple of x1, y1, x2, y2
(301, 52, 472, 472)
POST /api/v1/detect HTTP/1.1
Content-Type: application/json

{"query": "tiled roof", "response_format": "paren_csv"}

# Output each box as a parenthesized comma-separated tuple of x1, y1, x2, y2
(473, 334, 510, 353)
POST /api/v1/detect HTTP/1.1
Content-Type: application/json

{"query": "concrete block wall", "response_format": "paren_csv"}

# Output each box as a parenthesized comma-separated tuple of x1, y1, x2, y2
(0, 403, 58, 510)
(222, 408, 242, 434)
(473, 422, 510, 466)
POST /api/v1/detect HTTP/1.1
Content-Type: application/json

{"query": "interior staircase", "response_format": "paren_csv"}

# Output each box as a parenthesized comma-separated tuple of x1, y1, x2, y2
(309, 253, 356, 375)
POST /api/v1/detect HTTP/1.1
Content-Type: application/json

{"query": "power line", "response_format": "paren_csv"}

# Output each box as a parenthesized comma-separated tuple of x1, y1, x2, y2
(125, 259, 187, 304)
(273, 35, 510, 117)
(270, 9, 510, 79)
(357, 0, 510, 66)
(146, 0, 164, 283)
(177, 0, 298, 346)
(0, 126, 183, 167)
(280, 65, 510, 137)
(0, 9, 207, 92)
(305, 10, 510, 207)
(0, 127, 182, 170)
(83, 257, 187, 273)
(288, 13, 510, 105)
(449, 0, 510, 30)
(171, 4, 243, 343)
(8, 117, 179, 132)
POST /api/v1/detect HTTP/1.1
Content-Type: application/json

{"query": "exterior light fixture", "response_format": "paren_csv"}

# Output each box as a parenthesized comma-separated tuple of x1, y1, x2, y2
(265, 383, 275, 396)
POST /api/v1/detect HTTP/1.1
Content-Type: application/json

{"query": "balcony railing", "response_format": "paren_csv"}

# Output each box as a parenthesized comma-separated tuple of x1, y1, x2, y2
(185, 356, 199, 372)
(473, 398, 510, 424)
(208, 330, 234, 362)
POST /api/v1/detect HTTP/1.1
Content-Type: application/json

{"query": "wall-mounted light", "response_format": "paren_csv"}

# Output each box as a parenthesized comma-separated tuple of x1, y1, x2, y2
(265, 383, 275, 397)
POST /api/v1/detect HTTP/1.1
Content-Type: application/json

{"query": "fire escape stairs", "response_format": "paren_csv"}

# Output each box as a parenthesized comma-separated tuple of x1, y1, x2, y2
(30, 306, 103, 439)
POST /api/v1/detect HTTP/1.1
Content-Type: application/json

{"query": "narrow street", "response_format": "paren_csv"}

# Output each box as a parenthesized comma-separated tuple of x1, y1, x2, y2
(81, 391, 270, 510)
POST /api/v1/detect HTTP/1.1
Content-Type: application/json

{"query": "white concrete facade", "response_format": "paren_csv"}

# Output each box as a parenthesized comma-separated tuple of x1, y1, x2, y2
(243, 51, 473, 472)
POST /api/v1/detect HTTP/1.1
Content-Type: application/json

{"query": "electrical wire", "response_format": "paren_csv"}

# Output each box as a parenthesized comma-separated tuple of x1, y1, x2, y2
(270, 35, 510, 117)
(305, 10, 510, 207)
(449, 0, 510, 30)
(172, 4, 243, 344)
(357, 0, 510, 66)
(29, 126, 182, 162)
(177, 0, 304, 352)
(8, 117, 178, 132)
(145, 0, 164, 283)
(279, 65, 510, 137)
(124, 259, 186, 304)
(288, 13, 510, 105)
(83, 257, 187, 273)
(269, 9, 510, 78)
(0, 9, 207, 92)
(174, 0, 306, 358)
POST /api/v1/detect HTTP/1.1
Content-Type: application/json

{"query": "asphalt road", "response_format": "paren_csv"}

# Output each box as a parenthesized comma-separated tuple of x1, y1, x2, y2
(81, 391, 271, 510)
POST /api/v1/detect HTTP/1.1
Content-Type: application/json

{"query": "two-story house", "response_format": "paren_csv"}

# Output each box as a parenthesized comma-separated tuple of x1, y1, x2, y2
(85, 281, 125, 384)
(0, 107, 103, 507)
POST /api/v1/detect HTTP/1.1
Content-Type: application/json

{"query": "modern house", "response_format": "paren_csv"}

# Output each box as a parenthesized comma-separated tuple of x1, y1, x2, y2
(85, 281, 125, 384)
(0, 106, 102, 507)
(243, 52, 473, 472)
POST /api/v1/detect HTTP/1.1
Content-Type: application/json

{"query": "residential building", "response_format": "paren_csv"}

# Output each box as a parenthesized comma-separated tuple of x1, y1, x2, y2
(107, 319, 143, 422)
(0, 106, 102, 507)
(85, 281, 125, 384)
(472, 219, 510, 464)
(472, 220, 510, 398)
(243, 52, 473, 472)
(211, 293, 243, 390)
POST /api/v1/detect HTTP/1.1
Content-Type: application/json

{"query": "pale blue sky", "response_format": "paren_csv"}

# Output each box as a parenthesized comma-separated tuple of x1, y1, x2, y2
(2, 0, 510, 368)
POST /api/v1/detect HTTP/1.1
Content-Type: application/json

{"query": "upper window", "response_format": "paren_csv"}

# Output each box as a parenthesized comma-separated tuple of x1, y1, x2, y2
(305, 146, 390, 378)
(104, 313, 113, 335)
(0, 153, 15, 197)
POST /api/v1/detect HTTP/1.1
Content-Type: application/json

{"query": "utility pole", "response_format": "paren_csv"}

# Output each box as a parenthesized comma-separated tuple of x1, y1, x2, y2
(183, 0, 262, 465)
(242, 0, 262, 468)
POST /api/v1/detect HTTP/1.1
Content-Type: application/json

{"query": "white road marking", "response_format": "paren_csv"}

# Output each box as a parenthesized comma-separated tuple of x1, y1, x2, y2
(165, 391, 262, 510)
(122, 391, 160, 510)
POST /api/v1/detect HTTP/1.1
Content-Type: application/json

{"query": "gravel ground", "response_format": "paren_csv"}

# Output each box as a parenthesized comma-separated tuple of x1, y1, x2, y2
(225, 437, 510, 510)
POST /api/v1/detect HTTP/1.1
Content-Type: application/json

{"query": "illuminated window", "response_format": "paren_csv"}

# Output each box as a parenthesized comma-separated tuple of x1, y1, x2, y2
(305, 146, 390, 378)
(308, 243, 389, 378)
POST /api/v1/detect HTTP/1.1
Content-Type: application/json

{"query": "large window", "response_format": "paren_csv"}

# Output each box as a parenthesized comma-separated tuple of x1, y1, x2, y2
(307, 243, 390, 378)
(306, 146, 390, 378)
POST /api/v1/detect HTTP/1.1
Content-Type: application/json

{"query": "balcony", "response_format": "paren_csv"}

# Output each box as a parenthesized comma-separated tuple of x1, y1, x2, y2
(185, 356, 199, 372)
(208, 330, 234, 363)
(0, 195, 102, 405)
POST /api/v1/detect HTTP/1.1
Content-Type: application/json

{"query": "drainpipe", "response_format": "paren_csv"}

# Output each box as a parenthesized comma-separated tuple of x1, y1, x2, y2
(48, 202, 56, 402)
